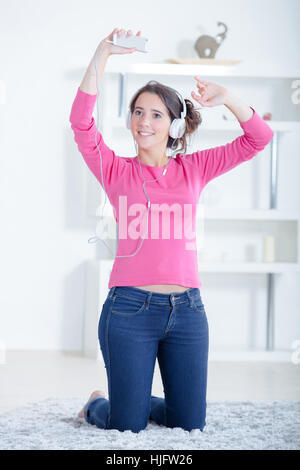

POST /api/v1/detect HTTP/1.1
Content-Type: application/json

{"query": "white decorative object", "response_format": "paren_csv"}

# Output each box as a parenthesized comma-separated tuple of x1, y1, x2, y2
(262, 235, 275, 262)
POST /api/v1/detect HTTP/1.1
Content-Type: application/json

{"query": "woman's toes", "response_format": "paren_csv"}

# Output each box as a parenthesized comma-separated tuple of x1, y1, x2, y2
(77, 390, 106, 419)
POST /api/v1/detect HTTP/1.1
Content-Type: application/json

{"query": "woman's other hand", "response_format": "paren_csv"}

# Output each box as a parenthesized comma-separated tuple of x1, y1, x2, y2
(191, 77, 229, 107)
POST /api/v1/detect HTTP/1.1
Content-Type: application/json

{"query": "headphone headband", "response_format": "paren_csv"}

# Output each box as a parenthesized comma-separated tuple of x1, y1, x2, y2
(168, 87, 186, 121)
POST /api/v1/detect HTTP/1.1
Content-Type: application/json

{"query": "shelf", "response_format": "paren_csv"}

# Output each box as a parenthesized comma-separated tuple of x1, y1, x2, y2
(94, 208, 300, 222)
(108, 115, 300, 133)
(96, 348, 292, 362)
(197, 262, 300, 273)
(104, 62, 300, 79)
(197, 208, 300, 221)
(167, 58, 242, 66)
(208, 350, 292, 362)
(95, 258, 300, 274)
(195, 121, 300, 133)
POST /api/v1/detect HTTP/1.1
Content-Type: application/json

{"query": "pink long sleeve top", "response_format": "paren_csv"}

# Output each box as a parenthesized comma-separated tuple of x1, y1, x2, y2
(69, 87, 274, 289)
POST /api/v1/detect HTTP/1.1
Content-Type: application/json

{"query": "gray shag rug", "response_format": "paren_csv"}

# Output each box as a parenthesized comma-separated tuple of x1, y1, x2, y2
(0, 397, 299, 450)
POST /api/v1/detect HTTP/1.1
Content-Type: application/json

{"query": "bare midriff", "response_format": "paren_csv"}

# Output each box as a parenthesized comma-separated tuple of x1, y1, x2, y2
(133, 284, 190, 294)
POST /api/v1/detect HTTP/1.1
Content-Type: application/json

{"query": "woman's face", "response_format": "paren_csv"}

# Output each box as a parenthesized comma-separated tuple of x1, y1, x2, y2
(131, 92, 171, 150)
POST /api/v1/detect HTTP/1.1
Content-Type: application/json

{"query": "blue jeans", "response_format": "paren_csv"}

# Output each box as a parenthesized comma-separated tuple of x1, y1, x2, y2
(84, 286, 209, 433)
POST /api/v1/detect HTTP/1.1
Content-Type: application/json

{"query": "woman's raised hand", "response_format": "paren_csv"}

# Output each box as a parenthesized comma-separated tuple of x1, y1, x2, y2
(101, 27, 141, 55)
(191, 77, 229, 107)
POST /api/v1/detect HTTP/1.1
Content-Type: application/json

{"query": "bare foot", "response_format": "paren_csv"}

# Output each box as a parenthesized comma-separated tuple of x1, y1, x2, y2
(78, 390, 106, 419)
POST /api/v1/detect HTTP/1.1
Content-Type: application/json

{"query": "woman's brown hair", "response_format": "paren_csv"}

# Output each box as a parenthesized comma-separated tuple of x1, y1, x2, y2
(129, 80, 202, 155)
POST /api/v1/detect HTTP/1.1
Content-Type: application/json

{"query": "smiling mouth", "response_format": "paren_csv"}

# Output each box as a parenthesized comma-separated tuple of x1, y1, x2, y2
(138, 132, 154, 137)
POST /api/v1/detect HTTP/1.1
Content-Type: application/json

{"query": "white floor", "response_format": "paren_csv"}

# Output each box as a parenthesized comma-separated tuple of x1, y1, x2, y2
(0, 350, 299, 415)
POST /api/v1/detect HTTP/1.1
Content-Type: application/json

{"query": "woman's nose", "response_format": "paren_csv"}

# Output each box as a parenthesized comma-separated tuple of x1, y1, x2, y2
(140, 116, 151, 125)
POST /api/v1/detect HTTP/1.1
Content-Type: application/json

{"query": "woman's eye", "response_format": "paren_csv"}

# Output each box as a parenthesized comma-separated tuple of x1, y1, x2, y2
(134, 111, 161, 118)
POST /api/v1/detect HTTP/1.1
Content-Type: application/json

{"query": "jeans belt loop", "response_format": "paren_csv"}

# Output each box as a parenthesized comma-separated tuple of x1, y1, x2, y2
(109, 286, 116, 299)
(186, 289, 194, 308)
(145, 292, 152, 310)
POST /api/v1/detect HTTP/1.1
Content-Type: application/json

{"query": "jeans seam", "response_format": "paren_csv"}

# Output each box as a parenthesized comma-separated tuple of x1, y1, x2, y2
(165, 302, 177, 333)
(105, 295, 115, 429)
(112, 292, 145, 302)
(111, 302, 147, 316)
(146, 300, 193, 307)
(168, 306, 177, 332)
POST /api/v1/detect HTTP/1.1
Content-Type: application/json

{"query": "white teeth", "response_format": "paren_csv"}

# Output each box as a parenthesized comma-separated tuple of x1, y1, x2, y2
(139, 132, 154, 136)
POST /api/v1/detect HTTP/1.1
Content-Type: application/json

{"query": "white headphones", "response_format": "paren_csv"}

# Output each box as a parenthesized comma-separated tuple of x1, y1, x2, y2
(126, 85, 187, 139)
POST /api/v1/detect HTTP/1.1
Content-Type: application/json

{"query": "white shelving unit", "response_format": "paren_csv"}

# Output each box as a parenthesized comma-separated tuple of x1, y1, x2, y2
(195, 263, 300, 273)
(83, 62, 300, 357)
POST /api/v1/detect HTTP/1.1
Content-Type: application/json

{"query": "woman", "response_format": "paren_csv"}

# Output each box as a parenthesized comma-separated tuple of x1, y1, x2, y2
(70, 27, 274, 433)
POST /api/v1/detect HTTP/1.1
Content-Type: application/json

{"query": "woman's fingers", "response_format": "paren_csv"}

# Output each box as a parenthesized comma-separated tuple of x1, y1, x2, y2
(111, 28, 141, 53)
(194, 78, 210, 94)
(191, 91, 204, 102)
(192, 87, 207, 98)
(196, 85, 208, 96)
(115, 28, 141, 36)
(191, 90, 209, 106)
(197, 86, 207, 95)
(195, 80, 208, 89)
(194, 76, 209, 85)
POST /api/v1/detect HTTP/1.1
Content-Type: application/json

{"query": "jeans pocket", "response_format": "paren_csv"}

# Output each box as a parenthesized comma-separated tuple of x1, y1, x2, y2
(111, 294, 146, 316)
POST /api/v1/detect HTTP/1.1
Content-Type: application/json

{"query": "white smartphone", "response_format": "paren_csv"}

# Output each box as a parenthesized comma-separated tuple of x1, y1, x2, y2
(108, 32, 148, 53)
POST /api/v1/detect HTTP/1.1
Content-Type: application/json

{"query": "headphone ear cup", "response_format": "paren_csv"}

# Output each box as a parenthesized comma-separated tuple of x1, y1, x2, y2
(169, 118, 186, 139)
(126, 110, 132, 129)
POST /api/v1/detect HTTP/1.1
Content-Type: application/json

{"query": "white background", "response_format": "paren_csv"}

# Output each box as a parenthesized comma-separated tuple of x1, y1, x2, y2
(0, 0, 299, 352)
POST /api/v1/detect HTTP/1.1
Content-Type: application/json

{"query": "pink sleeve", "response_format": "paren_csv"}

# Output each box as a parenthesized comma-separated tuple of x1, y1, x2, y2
(191, 107, 274, 186)
(69, 87, 124, 189)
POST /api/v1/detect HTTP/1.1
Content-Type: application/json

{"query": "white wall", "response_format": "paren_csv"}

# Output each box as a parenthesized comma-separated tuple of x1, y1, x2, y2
(0, 0, 299, 351)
